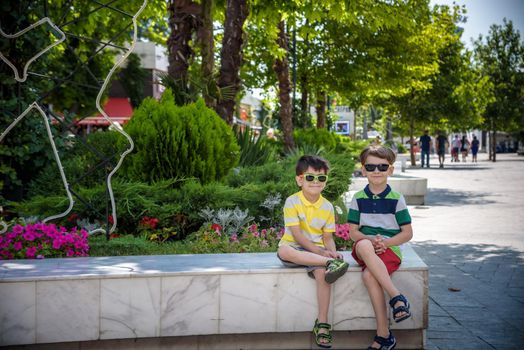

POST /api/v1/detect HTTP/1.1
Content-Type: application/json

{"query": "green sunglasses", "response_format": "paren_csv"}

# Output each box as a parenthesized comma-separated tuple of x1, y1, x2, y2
(303, 173, 328, 182)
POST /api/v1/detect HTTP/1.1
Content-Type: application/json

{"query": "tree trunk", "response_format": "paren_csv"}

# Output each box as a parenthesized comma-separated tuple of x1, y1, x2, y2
(409, 115, 416, 166)
(492, 130, 497, 162)
(215, 0, 249, 124)
(199, 0, 215, 108)
(316, 91, 327, 128)
(274, 20, 294, 152)
(167, 0, 201, 84)
(300, 74, 308, 123)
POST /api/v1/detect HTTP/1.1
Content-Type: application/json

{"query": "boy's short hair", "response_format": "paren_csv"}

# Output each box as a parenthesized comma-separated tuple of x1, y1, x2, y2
(359, 145, 396, 165)
(295, 155, 330, 175)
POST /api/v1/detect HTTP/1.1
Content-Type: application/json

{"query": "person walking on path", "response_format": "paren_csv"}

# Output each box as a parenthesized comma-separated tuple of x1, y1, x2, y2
(460, 135, 470, 162)
(419, 130, 432, 168)
(348, 145, 413, 350)
(471, 135, 480, 162)
(277, 155, 349, 349)
(451, 135, 461, 162)
(435, 131, 448, 168)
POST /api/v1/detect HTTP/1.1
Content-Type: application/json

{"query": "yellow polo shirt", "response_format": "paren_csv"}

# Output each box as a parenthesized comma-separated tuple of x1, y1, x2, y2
(279, 191, 335, 247)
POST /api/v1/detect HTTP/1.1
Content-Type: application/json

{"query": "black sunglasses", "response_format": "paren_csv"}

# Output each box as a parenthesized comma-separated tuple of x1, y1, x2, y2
(303, 173, 328, 182)
(364, 163, 390, 172)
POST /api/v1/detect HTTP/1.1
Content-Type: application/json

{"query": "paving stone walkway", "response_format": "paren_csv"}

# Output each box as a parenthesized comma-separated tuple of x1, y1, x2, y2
(400, 152, 524, 350)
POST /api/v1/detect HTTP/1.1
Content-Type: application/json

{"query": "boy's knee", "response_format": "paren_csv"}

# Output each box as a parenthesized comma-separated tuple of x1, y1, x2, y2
(357, 239, 374, 254)
(277, 245, 292, 259)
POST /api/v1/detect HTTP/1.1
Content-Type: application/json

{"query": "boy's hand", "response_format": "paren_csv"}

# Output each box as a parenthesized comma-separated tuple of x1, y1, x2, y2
(373, 235, 387, 255)
(322, 250, 340, 259)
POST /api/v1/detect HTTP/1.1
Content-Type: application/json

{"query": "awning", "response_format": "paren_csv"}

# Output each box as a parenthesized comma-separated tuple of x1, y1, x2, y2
(76, 98, 133, 126)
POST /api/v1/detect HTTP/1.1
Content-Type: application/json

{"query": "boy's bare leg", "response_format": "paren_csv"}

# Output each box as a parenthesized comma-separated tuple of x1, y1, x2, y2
(278, 245, 331, 266)
(313, 268, 331, 346)
(362, 269, 390, 348)
(355, 240, 399, 296)
(355, 240, 408, 318)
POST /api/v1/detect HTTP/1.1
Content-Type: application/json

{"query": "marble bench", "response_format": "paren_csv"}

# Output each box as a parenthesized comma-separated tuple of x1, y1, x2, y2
(0, 245, 428, 349)
(350, 175, 428, 205)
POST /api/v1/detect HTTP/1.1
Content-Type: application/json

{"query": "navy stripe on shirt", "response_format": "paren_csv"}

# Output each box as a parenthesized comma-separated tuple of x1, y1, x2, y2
(356, 198, 398, 214)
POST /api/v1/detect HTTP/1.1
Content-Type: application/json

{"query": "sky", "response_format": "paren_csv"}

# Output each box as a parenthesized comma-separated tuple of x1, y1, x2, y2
(430, 0, 524, 48)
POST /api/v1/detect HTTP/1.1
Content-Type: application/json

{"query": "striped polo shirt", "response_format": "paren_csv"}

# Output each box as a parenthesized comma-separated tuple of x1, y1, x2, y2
(280, 191, 336, 247)
(347, 184, 411, 259)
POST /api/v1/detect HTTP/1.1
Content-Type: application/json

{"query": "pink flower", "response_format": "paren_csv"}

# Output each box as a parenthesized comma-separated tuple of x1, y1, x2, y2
(13, 241, 23, 251)
(23, 231, 35, 241)
(26, 246, 37, 258)
(52, 239, 62, 249)
(12, 225, 23, 234)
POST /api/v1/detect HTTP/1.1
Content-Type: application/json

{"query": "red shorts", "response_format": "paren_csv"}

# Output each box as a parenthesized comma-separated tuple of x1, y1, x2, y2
(351, 239, 401, 275)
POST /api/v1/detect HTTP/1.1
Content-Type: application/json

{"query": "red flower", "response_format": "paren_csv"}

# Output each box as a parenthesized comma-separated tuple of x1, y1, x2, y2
(109, 233, 121, 239)
(140, 216, 159, 230)
(211, 223, 222, 233)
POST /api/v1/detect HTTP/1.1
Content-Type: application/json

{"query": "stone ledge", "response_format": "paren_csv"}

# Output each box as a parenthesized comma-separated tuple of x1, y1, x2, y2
(349, 175, 428, 205)
(0, 246, 428, 348)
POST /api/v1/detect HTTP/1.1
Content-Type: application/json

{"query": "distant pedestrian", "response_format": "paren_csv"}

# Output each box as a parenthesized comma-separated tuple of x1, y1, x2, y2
(471, 135, 480, 162)
(460, 135, 470, 162)
(419, 130, 431, 168)
(451, 135, 461, 162)
(436, 132, 448, 168)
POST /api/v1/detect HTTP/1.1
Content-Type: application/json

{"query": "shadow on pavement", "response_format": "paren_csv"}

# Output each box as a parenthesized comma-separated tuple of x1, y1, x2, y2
(425, 188, 498, 206)
(410, 241, 524, 349)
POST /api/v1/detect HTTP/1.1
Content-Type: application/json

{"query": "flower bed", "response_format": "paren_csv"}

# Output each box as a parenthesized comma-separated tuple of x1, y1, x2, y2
(0, 223, 89, 259)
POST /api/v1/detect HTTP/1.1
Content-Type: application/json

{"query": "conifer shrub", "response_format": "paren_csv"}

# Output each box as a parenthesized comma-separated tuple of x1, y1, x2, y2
(294, 128, 339, 151)
(123, 90, 239, 184)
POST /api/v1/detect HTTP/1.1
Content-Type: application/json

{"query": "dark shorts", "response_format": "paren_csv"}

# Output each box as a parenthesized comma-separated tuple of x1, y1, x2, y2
(277, 246, 324, 279)
(351, 239, 401, 275)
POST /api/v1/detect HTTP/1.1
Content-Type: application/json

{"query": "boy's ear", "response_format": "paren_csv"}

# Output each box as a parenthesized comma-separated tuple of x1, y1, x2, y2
(295, 175, 303, 187)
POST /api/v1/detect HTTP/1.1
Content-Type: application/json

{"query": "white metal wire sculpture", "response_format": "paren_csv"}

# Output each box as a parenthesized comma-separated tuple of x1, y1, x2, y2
(0, 0, 148, 235)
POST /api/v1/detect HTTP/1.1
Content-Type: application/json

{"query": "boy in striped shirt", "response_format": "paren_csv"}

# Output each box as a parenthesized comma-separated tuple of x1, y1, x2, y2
(277, 155, 348, 349)
(348, 145, 413, 350)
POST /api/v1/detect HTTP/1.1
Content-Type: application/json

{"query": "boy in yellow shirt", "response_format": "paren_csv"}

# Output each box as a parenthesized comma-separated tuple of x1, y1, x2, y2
(277, 155, 348, 349)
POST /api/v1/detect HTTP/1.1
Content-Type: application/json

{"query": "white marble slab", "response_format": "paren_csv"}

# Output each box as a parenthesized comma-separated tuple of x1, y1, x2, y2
(220, 274, 278, 334)
(161, 275, 219, 336)
(100, 277, 161, 339)
(0, 282, 35, 345)
(276, 272, 320, 331)
(36, 279, 99, 343)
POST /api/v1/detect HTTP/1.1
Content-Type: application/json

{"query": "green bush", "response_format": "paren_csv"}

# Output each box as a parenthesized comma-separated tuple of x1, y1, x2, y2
(14, 152, 354, 240)
(123, 91, 239, 184)
(234, 126, 275, 166)
(294, 128, 339, 151)
(28, 130, 127, 197)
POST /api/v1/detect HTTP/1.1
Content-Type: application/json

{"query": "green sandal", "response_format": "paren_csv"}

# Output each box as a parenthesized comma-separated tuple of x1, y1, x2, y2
(325, 258, 349, 284)
(313, 319, 333, 348)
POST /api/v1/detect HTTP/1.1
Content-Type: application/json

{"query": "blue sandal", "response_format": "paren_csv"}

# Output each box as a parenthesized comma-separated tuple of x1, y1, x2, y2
(367, 331, 396, 350)
(389, 294, 411, 323)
